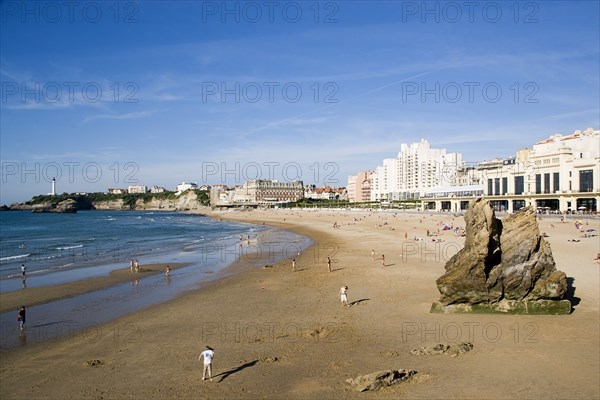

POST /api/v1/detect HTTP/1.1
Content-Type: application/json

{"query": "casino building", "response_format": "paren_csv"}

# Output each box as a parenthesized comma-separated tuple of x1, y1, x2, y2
(421, 128, 599, 213)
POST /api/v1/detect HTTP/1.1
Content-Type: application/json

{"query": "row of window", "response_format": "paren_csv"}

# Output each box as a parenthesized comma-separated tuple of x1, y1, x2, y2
(487, 169, 594, 195)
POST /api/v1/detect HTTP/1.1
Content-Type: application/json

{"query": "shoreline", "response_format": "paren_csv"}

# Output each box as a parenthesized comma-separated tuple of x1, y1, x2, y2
(0, 208, 598, 399)
(0, 263, 190, 314)
(0, 219, 314, 350)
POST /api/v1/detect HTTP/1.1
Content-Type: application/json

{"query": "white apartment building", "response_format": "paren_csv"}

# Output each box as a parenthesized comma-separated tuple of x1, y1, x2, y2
(370, 139, 472, 201)
(175, 182, 198, 194)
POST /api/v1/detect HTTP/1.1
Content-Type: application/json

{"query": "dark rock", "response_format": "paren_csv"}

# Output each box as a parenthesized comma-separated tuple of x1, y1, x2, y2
(84, 359, 104, 367)
(411, 342, 473, 357)
(55, 199, 78, 213)
(346, 369, 418, 392)
(436, 198, 567, 306)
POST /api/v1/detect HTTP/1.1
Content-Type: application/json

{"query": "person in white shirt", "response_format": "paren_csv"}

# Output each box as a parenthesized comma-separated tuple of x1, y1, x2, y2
(199, 346, 215, 381)
(339, 286, 349, 307)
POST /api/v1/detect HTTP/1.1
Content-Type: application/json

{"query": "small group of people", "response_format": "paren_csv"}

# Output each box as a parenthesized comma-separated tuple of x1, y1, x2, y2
(371, 250, 385, 266)
(239, 234, 251, 246)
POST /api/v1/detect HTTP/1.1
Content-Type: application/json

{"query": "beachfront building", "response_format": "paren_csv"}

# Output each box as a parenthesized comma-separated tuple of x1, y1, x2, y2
(211, 180, 304, 207)
(240, 179, 304, 203)
(370, 139, 472, 202)
(480, 128, 600, 212)
(107, 188, 126, 194)
(347, 171, 373, 202)
(420, 128, 600, 213)
(128, 185, 148, 194)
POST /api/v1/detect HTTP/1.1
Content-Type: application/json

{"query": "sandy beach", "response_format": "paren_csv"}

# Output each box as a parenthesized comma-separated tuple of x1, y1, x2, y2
(0, 208, 598, 399)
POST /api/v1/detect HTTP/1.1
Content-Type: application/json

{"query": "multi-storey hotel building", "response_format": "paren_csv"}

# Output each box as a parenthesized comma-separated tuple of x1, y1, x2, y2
(370, 139, 474, 201)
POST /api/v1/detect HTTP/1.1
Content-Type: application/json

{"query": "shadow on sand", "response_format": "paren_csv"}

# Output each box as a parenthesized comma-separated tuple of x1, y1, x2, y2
(565, 277, 580, 314)
(349, 298, 370, 307)
(215, 360, 259, 382)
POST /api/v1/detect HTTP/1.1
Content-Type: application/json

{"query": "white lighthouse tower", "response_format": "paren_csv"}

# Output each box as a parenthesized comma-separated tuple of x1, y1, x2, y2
(51, 177, 56, 195)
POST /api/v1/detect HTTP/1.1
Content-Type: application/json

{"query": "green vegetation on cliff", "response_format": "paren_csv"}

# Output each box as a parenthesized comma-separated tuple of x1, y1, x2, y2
(26, 190, 210, 210)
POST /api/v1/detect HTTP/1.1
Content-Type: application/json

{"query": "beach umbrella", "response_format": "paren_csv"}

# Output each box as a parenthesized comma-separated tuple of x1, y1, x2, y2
(586, 229, 596, 232)
(578, 206, 587, 210)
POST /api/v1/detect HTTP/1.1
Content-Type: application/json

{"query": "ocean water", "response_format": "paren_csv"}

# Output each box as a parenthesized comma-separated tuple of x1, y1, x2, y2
(0, 210, 262, 290)
(0, 210, 313, 349)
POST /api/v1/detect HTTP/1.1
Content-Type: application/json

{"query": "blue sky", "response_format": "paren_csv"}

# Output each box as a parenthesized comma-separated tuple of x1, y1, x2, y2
(1, 0, 598, 204)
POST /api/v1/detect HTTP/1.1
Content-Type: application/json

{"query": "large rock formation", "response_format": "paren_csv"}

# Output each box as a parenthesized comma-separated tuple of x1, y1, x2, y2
(30, 199, 78, 213)
(434, 198, 569, 314)
(5, 194, 208, 213)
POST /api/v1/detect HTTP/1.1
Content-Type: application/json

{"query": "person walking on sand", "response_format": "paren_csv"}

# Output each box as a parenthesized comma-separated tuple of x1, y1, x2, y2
(327, 256, 332, 273)
(17, 306, 26, 330)
(199, 346, 215, 381)
(340, 286, 349, 307)
(165, 265, 171, 277)
(381, 254, 385, 266)
(21, 264, 26, 279)
(371, 250, 375, 260)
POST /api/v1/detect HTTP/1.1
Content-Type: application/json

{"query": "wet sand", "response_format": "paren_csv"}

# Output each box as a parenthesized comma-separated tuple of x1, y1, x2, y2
(0, 209, 598, 399)
(0, 263, 189, 313)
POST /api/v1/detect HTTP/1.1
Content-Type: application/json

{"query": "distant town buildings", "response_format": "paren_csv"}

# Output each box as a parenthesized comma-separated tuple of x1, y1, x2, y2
(305, 185, 347, 201)
(349, 128, 599, 213)
(97, 128, 597, 213)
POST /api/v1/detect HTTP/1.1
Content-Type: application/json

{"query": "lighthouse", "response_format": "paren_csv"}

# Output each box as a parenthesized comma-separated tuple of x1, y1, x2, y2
(51, 177, 56, 195)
